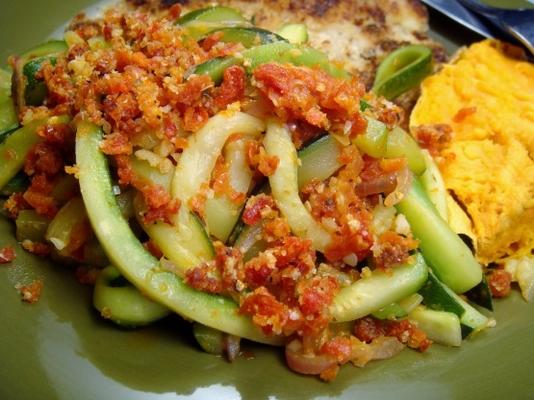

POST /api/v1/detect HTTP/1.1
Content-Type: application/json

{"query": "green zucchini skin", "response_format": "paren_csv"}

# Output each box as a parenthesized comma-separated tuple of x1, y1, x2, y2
(297, 134, 342, 189)
(192, 323, 225, 355)
(12, 40, 67, 109)
(177, 6, 250, 39)
(465, 275, 494, 311)
(202, 27, 286, 48)
(418, 270, 488, 338)
(193, 42, 349, 84)
(373, 44, 433, 100)
(396, 179, 483, 293)
(75, 120, 283, 346)
(277, 23, 308, 44)
(0, 116, 69, 191)
(331, 253, 428, 322)
(178, 6, 246, 25)
(93, 265, 171, 328)
(408, 305, 462, 347)
(264, 119, 331, 252)
(385, 127, 426, 175)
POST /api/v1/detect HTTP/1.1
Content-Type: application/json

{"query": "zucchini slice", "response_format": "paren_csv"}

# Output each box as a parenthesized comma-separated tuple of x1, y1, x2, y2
(396, 179, 483, 293)
(172, 111, 264, 203)
(93, 265, 171, 327)
(75, 120, 283, 345)
(205, 137, 254, 242)
(331, 253, 428, 322)
(45, 197, 88, 255)
(202, 27, 286, 48)
(264, 119, 331, 252)
(353, 117, 388, 158)
(297, 134, 342, 189)
(15, 210, 50, 242)
(134, 197, 214, 276)
(372, 293, 423, 320)
(12, 40, 67, 109)
(408, 305, 462, 347)
(277, 23, 308, 44)
(385, 127, 426, 175)
(193, 41, 349, 84)
(141, 112, 263, 271)
(418, 270, 488, 337)
(420, 149, 448, 221)
(372, 45, 433, 100)
(130, 155, 174, 193)
(178, 6, 249, 39)
(1, 172, 29, 196)
(0, 115, 69, 191)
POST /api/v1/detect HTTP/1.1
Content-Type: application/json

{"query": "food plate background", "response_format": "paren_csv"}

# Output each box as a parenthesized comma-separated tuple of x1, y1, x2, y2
(1, 2, 533, 399)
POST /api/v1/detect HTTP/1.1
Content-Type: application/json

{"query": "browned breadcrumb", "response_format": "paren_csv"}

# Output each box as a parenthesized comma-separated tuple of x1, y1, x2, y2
(0, 246, 16, 264)
(21, 240, 52, 256)
(16, 280, 44, 304)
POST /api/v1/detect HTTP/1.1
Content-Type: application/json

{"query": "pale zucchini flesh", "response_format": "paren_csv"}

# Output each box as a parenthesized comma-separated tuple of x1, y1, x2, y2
(331, 253, 428, 322)
(297, 134, 342, 189)
(420, 149, 448, 221)
(419, 270, 488, 337)
(205, 137, 253, 242)
(396, 179, 482, 293)
(172, 112, 264, 203)
(75, 121, 282, 345)
(408, 305, 462, 347)
(134, 197, 214, 276)
(93, 265, 171, 327)
(264, 120, 331, 252)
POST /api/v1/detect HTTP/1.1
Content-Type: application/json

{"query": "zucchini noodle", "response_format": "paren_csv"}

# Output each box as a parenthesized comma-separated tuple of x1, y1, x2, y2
(263, 119, 331, 252)
(0, 1, 502, 382)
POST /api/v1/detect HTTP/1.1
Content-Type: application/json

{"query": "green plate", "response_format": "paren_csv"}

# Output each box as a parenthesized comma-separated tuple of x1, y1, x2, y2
(1, 2, 533, 399)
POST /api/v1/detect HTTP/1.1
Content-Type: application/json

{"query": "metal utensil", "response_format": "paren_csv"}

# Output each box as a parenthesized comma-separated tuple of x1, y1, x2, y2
(420, 0, 496, 38)
(458, 0, 534, 55)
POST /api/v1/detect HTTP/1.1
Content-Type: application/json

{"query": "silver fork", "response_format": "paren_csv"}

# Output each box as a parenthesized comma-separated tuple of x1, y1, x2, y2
(458, 0, 534, 55)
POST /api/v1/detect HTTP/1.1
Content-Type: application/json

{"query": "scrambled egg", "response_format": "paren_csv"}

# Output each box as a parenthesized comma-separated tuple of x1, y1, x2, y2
(410, 40, 534, 265)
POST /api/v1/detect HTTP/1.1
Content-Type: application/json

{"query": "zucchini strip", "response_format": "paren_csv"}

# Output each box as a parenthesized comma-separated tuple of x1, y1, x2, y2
(264, 119, 331, 252)
(419, 270, 488, 337)
(93, 265, 171, 327)
(408, 305, 462, 347)
(0, 115, 70, 190)
(139, 111, 263, 270)
(205, 137, 254, 242)
(420, 149, 448, 221)
(0, 119, 43, 190)
(172, 111, 264, 203)
(331, 253, 428, 322)
(297, 134, 342, 189)
(396, 179, 483, 293)
(134, 195, 211, 276)
(76, 120, 282, 345)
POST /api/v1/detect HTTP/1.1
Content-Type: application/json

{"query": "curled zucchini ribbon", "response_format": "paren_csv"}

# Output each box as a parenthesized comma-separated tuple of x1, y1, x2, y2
(136, 111, 264, 277)
(373, 44, 433, 100)
(93, 265, 171, 327)
(264, 119, 332, 252)
(75, 120, 283, 345)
